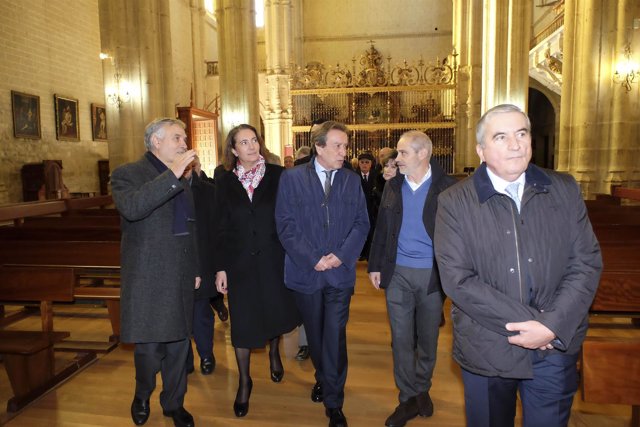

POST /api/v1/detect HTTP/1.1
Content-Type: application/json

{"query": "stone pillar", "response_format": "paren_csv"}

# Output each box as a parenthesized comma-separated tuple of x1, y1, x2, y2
(607, 1, 640, 190)
(558, 0, 640, 196)
(263, 0, 295, 159)
(481, 0, 531, 112)
(189, 0, 206, 108)
(216, 0, 260, 141)
(99, 0, 176, 169)
(453, 0, 483, 173)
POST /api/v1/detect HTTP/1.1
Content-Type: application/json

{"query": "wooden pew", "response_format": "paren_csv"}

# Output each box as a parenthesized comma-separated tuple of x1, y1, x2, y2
(0, 240, 120, 267)
(0, 242, 121, 340)
(0, 265, 102, 412)
(0, 196, 114, 225)
(587, 205, 640, 226)
(0, 226, 121, 241)
(0, 330, 95, 413)
(581, 336, 640, 427)
(21, 215, 121, 228)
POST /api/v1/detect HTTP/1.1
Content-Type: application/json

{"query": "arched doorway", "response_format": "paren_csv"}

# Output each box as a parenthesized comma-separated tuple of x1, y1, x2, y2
(528, 88, 555, 169)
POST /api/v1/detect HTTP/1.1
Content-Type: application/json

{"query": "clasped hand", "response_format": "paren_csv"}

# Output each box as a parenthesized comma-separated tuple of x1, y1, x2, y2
(314, 253, 342, 271)
(506, 320, 556, 350)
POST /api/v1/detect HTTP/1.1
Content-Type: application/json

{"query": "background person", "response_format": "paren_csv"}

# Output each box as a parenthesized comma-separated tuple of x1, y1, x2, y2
(184, 156, 218, 376)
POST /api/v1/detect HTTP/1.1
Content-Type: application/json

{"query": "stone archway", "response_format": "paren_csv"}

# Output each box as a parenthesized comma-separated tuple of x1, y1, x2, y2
(528, 88, 556, 169)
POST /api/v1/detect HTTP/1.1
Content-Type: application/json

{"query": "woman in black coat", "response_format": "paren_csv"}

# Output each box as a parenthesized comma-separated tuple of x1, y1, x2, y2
(214, 124, 299, 418)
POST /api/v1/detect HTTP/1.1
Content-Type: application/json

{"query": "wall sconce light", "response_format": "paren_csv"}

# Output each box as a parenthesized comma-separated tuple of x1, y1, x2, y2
(100, 52, 131, 109)
(106, 71, 131, 109)
(613, 43, 640, 92)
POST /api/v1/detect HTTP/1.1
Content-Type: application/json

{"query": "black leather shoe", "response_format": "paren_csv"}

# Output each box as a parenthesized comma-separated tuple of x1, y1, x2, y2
(162, 406, 194, 427)
(131, 398, 150, 425)
(270, 368, 284, 383)
(416, 391, 434, 417)
(385, 397, 419, 427)
(311, 382, 323, 403)
(200, 356, 215, 375)
(325, 407, 348, 427)
(233, 377, 253, 417)
(295, 345, 310, 361)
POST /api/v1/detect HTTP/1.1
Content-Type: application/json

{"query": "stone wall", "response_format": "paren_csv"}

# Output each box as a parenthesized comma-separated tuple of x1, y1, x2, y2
(0, 0, 108, 203)
(301, 0, 453, 66)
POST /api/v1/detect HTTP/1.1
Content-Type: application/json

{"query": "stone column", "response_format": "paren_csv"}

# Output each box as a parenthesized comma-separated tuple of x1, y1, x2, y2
(453, 0, 483, 173)
(558, 0, 640, 196)
(99, 0, 176, 169)
(481, 0, 531, 111)
(216, 0, 260, 141)
(263, 0, 295, 159)
(607, 1, 640, 190)
(189, 0, 206, 108)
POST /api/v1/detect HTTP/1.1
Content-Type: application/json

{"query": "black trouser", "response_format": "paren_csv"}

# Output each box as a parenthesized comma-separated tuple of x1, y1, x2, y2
(134, 338, 189, 411)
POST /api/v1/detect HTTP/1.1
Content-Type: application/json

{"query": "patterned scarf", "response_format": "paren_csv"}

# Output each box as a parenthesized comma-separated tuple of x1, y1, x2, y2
(234, 155, 266, 201)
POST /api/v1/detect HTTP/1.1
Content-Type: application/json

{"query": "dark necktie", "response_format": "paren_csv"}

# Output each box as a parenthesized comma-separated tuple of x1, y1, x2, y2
(323, 170, 334, 197)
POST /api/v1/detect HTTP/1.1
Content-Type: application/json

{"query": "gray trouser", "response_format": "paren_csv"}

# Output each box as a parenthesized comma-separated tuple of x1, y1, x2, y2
(385, 265, 443, 402)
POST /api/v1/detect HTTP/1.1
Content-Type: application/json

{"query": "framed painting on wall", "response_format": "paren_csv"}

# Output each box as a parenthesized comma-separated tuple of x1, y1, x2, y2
(11, 90, 41, 139)
(54, 94, 80, 141)
(91, 103, 107, 141)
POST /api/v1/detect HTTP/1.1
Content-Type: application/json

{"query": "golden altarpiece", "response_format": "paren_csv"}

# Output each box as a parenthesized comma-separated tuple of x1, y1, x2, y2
(290, 43, 458, 173)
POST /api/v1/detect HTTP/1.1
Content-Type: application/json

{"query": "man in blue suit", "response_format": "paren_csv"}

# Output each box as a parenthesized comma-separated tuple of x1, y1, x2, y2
(276, 121, 369, 427)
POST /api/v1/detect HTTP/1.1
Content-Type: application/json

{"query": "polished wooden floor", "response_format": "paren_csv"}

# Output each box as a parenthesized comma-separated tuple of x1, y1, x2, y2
(0, 262, 635, 426)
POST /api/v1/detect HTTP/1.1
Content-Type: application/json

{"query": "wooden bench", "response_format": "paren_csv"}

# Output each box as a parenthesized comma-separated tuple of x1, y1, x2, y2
(0, 196, 114, 226)
(21, 215, 121, 228)
(0, 330, 94, 412)
(0, 262, 121, 341)
(581, 336, 640, 427)
(0, 225, 121, 241)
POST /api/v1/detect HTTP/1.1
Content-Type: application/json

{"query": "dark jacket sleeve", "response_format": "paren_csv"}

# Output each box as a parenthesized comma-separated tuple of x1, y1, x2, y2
(536, 176, 602, 348)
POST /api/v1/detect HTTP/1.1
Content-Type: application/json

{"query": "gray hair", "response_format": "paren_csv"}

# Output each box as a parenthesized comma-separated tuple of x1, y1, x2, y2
(144, 118, 186, 151)
(295, 146, 311, 159)
(476, 104, 531, 147)
(398, 130, 433, 156)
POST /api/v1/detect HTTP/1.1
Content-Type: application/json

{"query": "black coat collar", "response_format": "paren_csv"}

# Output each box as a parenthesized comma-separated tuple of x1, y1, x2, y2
(473, 162, 552, 204)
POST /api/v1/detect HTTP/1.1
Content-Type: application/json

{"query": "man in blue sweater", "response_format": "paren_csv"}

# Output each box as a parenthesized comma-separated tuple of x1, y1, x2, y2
(368, 131, 456, 427)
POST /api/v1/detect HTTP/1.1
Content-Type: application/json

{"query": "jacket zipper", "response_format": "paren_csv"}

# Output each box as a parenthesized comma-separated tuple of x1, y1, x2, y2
(509, 200, 524, 304)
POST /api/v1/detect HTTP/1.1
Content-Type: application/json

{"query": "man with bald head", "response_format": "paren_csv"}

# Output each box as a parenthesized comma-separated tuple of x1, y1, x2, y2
(368, 131, 455, 427)
(435, 104, 602, 427)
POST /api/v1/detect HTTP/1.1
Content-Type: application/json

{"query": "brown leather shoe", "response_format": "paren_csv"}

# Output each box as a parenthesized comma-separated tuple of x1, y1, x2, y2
(384, 397, 419, 427)
(416, 391, 434, 417)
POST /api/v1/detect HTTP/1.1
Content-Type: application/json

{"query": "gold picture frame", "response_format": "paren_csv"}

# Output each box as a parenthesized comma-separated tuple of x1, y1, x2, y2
(54, 94, 80, 141)
(91, 103, 108, 141)
(11, 90, 41, 139)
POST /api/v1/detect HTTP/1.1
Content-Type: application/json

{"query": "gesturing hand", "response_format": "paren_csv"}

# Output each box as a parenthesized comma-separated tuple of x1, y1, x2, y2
(171, 149, 198, 179)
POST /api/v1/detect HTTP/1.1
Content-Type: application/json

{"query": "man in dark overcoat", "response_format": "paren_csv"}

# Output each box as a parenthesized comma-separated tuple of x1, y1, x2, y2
(111, 118, 200, 427)
(275, 120, 369, 427)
